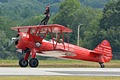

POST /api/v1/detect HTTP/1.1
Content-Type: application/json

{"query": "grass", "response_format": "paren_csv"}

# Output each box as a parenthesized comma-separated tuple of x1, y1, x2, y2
(0, 76, 120, 80)
(0, 60, 120, 68)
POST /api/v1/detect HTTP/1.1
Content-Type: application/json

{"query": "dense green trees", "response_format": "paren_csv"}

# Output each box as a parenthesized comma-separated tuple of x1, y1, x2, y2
(0, 30, 17, 59)
(0, 16, 17, 59)
(53, 0, 80, 26)
(0, 0, 8, 3)
(0, 16, 16, 38)
(100, 0, 120, 30)
(80, 0, 110, 8)
(99, 0, 120, 52)
(52, 0, 102, 49)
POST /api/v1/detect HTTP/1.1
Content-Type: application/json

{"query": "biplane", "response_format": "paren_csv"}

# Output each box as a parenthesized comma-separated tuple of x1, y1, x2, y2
(11, 24, 112, 68)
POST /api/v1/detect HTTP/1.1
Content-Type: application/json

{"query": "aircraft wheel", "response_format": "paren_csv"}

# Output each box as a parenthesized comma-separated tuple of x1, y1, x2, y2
(19, 58, 28, 67)
(29, 58, 39, 68)
(99, 62, 105, 68)
(101, 64, 105, 68)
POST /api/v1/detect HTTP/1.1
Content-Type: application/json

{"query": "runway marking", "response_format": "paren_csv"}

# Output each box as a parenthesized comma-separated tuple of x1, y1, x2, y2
(50, 71, 120, 76)
(0, 68, 120, 76)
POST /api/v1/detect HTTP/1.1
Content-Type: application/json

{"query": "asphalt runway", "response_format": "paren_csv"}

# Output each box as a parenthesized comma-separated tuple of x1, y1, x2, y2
(0, 68, 120, 76)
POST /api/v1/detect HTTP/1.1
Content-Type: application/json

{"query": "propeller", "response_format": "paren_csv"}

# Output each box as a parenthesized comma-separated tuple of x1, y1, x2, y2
(8, 34, 20, 46)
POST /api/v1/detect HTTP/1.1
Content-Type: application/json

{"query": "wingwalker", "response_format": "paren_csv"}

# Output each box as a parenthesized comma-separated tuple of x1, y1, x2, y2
(11, 24, 112, 68)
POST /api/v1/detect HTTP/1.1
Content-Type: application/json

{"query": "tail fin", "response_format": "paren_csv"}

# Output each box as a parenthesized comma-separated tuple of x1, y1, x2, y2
(94, 40, 112, 62)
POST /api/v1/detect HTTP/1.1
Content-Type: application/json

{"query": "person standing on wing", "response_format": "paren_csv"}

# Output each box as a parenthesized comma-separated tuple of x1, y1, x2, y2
(39, 4, 50, 25)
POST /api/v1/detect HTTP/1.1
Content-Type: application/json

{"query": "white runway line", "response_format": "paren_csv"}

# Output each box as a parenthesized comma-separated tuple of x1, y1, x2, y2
(0, 68, 120, 76)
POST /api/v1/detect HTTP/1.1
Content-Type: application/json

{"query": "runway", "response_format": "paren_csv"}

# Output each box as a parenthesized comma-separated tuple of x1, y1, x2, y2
(0, 68, 120, 76)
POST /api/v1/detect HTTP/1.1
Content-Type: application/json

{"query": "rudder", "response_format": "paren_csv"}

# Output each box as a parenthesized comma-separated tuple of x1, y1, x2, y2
(94, 40, 112, 62)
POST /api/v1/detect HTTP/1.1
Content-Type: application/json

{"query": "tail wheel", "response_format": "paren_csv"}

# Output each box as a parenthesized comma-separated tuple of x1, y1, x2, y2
(29, 58, 39, 68)
(101, 64, 105, 68)
(19, 58, 28, 67)
(99, 62, 105, 68)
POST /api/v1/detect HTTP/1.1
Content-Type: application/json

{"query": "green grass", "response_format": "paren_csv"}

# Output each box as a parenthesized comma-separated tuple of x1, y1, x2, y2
(0, 60, 18, 64)
(0, 60, 120, 68)
(0, 76, 120, 80)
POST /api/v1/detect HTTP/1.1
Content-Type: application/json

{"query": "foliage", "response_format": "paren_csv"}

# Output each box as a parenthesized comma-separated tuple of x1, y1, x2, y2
(80, 0, 110, 8)
(52, 0, 80, 26)
(0, 16, 17, 38)
(52, 0, 81, 45)
(52, 0, 102, 49)
(98, 0, 120, 52)
(22, 15, 43, 26)
(0, 30, 16, 59)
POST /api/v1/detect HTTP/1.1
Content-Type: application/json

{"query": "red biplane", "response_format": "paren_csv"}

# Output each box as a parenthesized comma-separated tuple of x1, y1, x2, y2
(11, 24, 112, 68)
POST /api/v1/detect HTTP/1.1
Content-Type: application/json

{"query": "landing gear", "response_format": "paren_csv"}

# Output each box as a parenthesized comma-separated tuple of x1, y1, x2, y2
(19, 58, 39, 68)
(19, 49, 39, 68)
(19, 58, 28, 67)
(29, 58, 39, 68)
(99, 62, 105, 68)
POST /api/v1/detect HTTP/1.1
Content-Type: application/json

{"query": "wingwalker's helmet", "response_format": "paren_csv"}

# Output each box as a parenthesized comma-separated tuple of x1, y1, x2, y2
(46, 4, 50, 10)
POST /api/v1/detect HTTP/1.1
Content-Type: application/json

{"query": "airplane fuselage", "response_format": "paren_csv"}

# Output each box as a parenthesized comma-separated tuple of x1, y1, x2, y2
(16, 32, 112, 64)
(38, 40, 101, 63)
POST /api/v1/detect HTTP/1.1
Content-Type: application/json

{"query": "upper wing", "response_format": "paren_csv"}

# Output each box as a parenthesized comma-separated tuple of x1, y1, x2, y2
(11, 24, 72, 33)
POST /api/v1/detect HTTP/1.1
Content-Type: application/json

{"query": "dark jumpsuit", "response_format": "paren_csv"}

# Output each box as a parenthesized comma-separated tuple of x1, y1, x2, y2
(40, 7, 50, 25)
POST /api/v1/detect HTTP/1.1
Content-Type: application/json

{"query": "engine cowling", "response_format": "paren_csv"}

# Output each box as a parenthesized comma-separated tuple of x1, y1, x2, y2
(15, 32, 32, 50)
